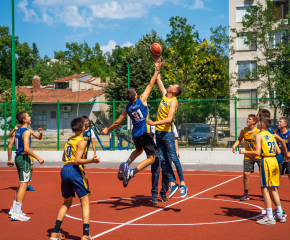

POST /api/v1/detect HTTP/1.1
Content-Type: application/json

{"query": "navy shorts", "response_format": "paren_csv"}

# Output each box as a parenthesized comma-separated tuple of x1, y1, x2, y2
(61, 164, 91, 199)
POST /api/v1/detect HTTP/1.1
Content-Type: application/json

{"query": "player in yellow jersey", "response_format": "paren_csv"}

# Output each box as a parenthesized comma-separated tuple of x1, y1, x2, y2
(240, 117, 286, 225)
(147, 72, 186, 199)
(50, 117, 100, 240)
(232, 114, 261, 201)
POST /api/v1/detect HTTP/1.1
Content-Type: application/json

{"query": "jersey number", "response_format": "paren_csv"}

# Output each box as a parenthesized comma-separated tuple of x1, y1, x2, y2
(132, 109, 144, 121)
(66, 146, 72, 158)
(247, 142, 253, 149)
(267, 141, 276, 153)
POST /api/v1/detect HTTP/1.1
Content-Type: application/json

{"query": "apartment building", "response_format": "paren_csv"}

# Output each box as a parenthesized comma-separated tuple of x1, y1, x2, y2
(229, 0, 288, 136)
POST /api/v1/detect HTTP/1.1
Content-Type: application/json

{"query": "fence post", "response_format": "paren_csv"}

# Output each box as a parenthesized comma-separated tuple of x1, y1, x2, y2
(4, 101, 7, 151)
(234, 96, 237, 150)
(57, 101, 60, 151)
(113, 99, 115, 151)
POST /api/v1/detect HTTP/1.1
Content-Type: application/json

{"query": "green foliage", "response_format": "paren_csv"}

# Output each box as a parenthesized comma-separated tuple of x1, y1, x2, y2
(0, 87, 33, 131)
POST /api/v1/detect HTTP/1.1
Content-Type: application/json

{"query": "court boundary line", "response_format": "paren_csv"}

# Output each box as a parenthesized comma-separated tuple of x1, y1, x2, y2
(91, 175, 242, 239)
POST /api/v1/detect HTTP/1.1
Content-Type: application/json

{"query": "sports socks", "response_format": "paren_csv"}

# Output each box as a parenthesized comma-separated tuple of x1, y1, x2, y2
(12, 200, 17, 211)
(266, 208, 273, 218)
(133, 167, 139, 176)
(53, 220, 62, 233)
(83, 224, 90, 236)
(245, 189, 248, 195)
(276, 206, 282, 217)
(15, 202, 22, 214)
(126, 159, 132, 166)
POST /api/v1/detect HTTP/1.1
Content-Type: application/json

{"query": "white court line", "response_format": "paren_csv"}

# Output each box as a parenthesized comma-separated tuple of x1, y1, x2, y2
(91, 175, 242, 239)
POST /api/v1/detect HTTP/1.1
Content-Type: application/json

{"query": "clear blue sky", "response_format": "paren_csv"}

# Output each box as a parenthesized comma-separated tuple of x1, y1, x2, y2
(0, 0, 229, 58)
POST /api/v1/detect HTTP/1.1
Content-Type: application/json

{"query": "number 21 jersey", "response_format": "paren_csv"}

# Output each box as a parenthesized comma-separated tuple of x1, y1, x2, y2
(126, 98, 150, 138)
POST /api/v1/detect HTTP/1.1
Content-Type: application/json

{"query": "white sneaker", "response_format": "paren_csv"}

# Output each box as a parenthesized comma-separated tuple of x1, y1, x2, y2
(256, 216, 276, 225)
(11, 212, 30, 221)
(275, 213, 287, 223)
(8, 208, 14, 216)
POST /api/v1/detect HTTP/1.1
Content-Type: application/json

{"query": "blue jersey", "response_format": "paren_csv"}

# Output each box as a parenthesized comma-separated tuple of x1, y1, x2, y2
(126, 98, 151, 138)
(267, 126, 275, 134)
(83, 128, 94, 149)
(15, 128, 31, 155)
(276, 129, 290, 156)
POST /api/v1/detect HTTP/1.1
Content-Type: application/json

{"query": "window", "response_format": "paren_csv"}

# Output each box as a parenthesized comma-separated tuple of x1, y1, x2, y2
(33, 110, 47, 130)
(238, 61, 257, 79)
(237, 33, 257, 51)
(236, 4, 256, 22)
(268, 30, 288, 48)
(273, 1, 289, 20)
(238, 90, 258, 108)
(51, 111, 56, 119)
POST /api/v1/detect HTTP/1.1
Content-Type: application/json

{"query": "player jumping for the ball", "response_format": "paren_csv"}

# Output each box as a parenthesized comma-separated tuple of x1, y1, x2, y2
(101, 57, 165, 187)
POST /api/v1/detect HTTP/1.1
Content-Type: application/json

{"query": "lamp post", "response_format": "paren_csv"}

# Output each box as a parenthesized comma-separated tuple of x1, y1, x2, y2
(127, 59, 141, 133)
(11, 0, 16, 129)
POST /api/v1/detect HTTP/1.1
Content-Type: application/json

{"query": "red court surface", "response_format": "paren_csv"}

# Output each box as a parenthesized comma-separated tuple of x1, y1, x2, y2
(1, 167, 290, 239)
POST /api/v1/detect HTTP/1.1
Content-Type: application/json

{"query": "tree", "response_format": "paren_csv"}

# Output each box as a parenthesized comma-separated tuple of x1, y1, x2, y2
(230, 1, 289, 128)
(0, 87, 33, 131)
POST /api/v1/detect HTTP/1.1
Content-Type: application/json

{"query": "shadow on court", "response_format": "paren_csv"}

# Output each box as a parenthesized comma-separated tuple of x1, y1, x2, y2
(213, 194, 264, 201)
(94, 195, 181, 212)
(47, 228, 79, 240)
(0, 186, 18, 191)
(215, 207, 261, 221)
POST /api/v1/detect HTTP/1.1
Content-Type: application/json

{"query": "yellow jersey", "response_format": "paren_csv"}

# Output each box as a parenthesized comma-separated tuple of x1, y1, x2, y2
(64, 136, 87, 165)
(259, 131, 277, 157)
(156, 96, 178, 132)
(244, 127, 261, 160)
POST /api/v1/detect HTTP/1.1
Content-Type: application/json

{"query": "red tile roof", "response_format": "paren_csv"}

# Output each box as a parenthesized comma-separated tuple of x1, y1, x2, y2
(54, 73, 91, 83)
(2, 87, 105, 103)
(84, 77, 106, 87)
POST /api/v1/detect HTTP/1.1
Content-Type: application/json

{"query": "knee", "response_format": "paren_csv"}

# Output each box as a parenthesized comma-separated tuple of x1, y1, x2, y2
(136, 149, 143, 155)
(64, 198, 73, 208)
(244, 172, 250, 178)
(149, 156, 155, 165)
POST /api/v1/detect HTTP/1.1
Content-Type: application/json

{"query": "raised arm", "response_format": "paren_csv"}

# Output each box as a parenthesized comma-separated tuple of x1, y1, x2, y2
(232, 128, 245, 154)
(140, 57, 165, 104)
(30, 128, 43, 140)
(74, 140, 100, 165)
(7, 125, 20, 138)
(101, 108, 127, 135)
(239, 134, 262, 156)
(156, 73, 166, 97)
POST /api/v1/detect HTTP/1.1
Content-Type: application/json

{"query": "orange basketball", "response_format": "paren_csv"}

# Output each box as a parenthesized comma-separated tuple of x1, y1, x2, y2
(150, 43, 163, 58)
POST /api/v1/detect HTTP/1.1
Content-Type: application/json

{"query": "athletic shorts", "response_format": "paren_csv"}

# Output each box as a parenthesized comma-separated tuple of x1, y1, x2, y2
(30, 155, 34, 165)
(15, 155, 31, 182)
(61, 164, 91, 199)
(279, 159, 290, 175)
(133, 133, 156, 156)
(260, 157, 280, 188)
(243, 158, 261, 173)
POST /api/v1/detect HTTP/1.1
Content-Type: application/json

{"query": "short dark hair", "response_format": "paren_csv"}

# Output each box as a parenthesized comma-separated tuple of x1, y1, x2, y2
(280, 117, 289, 127)
(260, 117, 271, 129)
(70, 117, 84, 132)
(16, 111, 27, 124)
(175, 84, 182, 96)
(125, 88, 136, 102)
(248, 114, 256, 121)
(82, 116, 89, 120)
(259, 109, 270, 118)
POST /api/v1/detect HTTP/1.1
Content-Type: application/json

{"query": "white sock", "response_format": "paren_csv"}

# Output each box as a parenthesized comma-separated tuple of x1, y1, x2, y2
(266, 208, 273, 218)
(12, 200, 17, 211)
(276, 206, 282, 217)
(15, 202, 22, 214)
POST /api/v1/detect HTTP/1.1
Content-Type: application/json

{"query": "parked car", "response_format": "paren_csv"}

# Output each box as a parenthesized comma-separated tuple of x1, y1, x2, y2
(188, 125, 216, 145)
(210, 125, 225, 138)
(178, 123, 204, 141)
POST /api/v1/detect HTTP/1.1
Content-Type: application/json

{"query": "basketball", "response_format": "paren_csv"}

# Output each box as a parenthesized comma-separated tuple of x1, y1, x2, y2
(150, 43, 163, 58)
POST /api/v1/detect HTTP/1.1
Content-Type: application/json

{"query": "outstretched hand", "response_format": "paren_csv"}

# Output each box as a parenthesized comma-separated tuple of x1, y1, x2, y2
(101, 128, 109, 135)
(154, 56, 165, 71)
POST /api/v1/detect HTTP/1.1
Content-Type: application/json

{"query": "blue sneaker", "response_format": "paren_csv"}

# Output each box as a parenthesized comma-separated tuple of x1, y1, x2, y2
(123, 168, 133, 188)
(169, 183, 179, 198)
(27, 185, 35, 191)
(118, 162, 127, 181)
(180, 185, 188, 198)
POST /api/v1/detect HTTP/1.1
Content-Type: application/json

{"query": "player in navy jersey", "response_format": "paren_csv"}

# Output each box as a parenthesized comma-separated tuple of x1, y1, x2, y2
(276, 117, 290, 179)
(82, 116, 97, 159)
(102, 57, 164, 187)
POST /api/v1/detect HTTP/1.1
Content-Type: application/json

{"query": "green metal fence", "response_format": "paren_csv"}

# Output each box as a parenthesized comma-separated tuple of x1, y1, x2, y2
(0, 97, 287, 151)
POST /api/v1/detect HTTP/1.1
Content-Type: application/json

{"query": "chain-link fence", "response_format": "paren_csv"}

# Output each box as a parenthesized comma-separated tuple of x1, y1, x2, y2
(0, 97, 286, 151)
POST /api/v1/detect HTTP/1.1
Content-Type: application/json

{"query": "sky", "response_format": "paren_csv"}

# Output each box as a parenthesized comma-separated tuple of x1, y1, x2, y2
(0, 0, 229, 58)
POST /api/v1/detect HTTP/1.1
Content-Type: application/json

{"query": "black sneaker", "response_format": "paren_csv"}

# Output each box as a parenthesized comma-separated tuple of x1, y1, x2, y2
(152, 197, 158, 204)
(160, 195, 168, 203)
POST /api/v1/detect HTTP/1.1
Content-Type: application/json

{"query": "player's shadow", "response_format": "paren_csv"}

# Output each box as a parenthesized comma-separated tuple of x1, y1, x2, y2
(215, 207, 261, 221)
(213, 194, 264, 201)
(0, 186, 18, 191)
(94, 195, 181, 212)
(47, 228, 79, 240)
